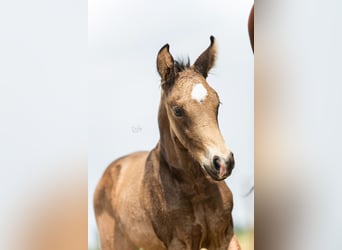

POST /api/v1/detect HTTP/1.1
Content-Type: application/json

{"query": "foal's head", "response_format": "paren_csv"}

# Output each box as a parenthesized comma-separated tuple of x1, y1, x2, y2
(157, 36, 235, 181)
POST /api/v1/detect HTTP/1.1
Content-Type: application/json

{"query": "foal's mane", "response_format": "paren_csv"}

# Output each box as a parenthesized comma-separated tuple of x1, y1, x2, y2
(161, 57, 191, 89)
(174, 57, 190, 73)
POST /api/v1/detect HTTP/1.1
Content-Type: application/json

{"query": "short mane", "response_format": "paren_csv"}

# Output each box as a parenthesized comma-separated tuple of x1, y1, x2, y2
(174, 57, 190, 73)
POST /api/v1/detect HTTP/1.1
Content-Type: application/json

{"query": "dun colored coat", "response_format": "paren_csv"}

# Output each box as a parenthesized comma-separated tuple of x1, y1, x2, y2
(94, 36, 241, 250)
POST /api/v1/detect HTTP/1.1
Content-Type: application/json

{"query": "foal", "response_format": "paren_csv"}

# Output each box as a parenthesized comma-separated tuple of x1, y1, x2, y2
(94, 36, 240, 250)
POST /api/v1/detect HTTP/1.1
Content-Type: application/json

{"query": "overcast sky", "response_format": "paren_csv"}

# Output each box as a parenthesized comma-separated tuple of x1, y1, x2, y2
(88, 0, 254, 247)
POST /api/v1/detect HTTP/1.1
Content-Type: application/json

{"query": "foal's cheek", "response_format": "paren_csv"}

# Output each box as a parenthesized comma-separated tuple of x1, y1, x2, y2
(171, 116, 189, 133)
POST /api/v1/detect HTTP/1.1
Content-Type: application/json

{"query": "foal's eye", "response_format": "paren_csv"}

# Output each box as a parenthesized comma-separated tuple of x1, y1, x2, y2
(172, 106, 184, 117)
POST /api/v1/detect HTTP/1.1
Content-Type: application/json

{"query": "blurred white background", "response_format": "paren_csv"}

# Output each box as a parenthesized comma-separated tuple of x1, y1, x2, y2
(0, 1, 88, 249)
(88, 0, 254, 248)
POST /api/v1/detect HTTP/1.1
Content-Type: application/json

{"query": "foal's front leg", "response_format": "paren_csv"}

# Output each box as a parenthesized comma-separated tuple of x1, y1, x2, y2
(206, 234, 240, 250)
(167, 237, 201, 250)
(215, 234, 241, 250)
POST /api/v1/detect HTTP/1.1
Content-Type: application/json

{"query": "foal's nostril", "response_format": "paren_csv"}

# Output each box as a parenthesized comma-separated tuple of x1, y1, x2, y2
(213, 156, 221, 172)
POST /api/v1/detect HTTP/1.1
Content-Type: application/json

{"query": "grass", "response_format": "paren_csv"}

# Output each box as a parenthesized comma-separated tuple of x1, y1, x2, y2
(236, 228, 254, 250)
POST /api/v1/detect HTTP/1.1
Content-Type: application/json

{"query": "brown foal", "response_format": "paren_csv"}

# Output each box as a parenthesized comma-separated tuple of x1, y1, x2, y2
(94, 36, 241, 250)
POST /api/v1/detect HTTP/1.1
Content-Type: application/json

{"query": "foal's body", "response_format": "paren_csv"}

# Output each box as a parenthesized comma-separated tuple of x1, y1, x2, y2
(95, 149, 235, 250)
(94, 37, 240, 250)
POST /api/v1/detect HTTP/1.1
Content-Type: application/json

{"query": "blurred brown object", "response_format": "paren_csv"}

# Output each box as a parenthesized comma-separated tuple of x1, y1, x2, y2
(248, 5, 254, 52)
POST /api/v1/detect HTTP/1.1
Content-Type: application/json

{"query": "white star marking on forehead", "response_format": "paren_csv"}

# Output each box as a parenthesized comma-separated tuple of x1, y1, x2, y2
(191, 83, 208, 103)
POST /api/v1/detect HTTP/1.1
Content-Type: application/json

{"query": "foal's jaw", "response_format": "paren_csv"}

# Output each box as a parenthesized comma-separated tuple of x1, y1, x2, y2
(166, 122, 233, 181)
(169, 118, 235, 181)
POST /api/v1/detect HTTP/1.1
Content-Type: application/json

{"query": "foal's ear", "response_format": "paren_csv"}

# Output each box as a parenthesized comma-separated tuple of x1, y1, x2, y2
(157, 44, 175, 85)
(194, 36, 217, 78)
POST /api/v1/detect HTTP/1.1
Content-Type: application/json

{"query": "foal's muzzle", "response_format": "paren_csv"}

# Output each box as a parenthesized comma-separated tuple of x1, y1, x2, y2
(204, 153, 235, 181)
